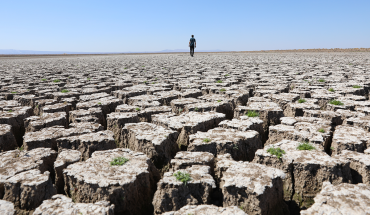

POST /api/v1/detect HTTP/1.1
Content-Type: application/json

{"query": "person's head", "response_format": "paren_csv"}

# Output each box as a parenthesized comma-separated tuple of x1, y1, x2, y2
(191, 35, 194, 38)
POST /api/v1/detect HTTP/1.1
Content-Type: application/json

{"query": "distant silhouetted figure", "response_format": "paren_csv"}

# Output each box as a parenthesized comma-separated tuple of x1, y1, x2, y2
(189, 35, 196, 57)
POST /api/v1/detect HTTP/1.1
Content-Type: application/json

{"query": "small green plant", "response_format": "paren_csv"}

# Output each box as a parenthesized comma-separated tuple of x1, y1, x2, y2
(173, 171, 191, 186)
(246, 110, 259, 117)
(178, 108, 183, 113)
(267, 147, 286, 159)
(216, 80, 223, 83)
(330, 146, 334, 150)
(349, 63, 353, 65)
(87, 78, 91, 80)
(135, 107, 141, 111)
(353, 85, 361, 88)
(124, 67, 127, 69)
(152, 82, 155, 84)
(98, 102, 101, 105)
(53, 79, 60, 83)
(41, 78, 47, 81)
(155, 78, 158, 80)
(10, 91, 17, 94)
(110, 157, 129, 166)
(298, 98, 306, 103)
(220, 88, 226, 92)
(144, 81, 147, 84)
(328, 88, 335, 92)
(61, 89, 70, 93)
(297, 142, 316, 151)
(8, 109, 13, 112)
(329, 100, 344, 106)
(18, 146, 24, 151)
(203, 138, 211, 143)
(233, 144, 239, 150)
(318, 79, 325, 82)
(142, 66, 145, 67)
(318, 128, 325, 133)
(194, 107, 199, 112)
(217, 100, 221, 102)
(225, 74, 230, 76)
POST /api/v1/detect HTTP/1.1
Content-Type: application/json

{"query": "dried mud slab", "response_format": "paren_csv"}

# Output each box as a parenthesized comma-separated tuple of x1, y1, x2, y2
(300, 182, 370, 215)
(54, 149, 82, 194)
(152, 165, 216, 214)
(33, 194, 115, 215)
(170, 151, 215, 175)
(331, 125, 370, 155)
(334, 150, 370, 185)
(253, 139, 352, 210)
(0, 107, 32, 146)
(188, 127, 262, 161)
(162, 205, 247, 215)
(63, 148, 160, 215)
(106, 112, 138, 143)
(0, 200, 15, 215)
(24, 112, 67, 132)
(0, 124, 18, 152)
(218, 116, 265, 142)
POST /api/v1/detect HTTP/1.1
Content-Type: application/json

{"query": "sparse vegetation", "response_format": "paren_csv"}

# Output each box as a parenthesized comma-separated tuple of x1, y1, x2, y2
(216, 80, 222, 83)
(53, 79, 60, 83)
(267, 147, 286, 159)
(98, 102, 101, 105)
(297, 142, 316, 150)
(144, 81, 147, 84)
(10, 91, 17, 94)
(217, 100, 221, 102)
(203, 138, 211, 143)
(298, 98, 306, 103)
(87, 78, 91, 80)
(233, 144, 239, 150)
(220, 88, 226, 92)
(328, 88, 335, 92)
(225, 74, 229, 76)
(61, 89, 69, 93)
(173, 171, 191, 186)
(110, 157, 129, 166)
(41, 78, 47, 81)
(178, 108, 183, 113)
(18, 146, 24, 151)
(318, 128, 325, 133)
(353, 85, 362, 88)
(330, 146, 334, 150)
(246, 110, 259, 117)
(135, 107, 141, 111)
(318, 79, 325, 82)
(194, 107, 199, 111)
(8, 110, 13, 112)
(329, 100, 344, 105)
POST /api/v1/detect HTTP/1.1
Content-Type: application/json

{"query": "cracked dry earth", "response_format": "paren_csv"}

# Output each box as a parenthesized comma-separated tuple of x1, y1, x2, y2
(0, 52, 370, 215)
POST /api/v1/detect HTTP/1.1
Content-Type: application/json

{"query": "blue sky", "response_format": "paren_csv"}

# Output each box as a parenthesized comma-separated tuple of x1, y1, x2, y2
(1, 0, 369, 52)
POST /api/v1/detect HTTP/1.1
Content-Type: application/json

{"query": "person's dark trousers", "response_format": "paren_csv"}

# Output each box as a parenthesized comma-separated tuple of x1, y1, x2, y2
(190, 46, 194, 57)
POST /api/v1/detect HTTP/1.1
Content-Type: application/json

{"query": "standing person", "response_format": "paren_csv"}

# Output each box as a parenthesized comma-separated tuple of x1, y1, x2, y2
(189, 35, 196, 57)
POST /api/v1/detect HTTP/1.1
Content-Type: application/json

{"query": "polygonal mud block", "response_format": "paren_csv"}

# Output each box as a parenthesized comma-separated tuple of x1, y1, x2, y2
(0, 107, 32, 146)
(253, 139, 352, 209)
(41, 102, 72, 118)
(311, 92, 338, 110)
(3, 169, 56, 213)
(336, 108, 366, 122)
(121, 122, 179, 169)
(24, 112, 68, 132)
(56, 130, 116, 160)
(0, 124, 18, 152)
(69, 121, 104, 132)
(52, 91, 81, 101)
(152, 165, 216, 215)
(284, 99, 321, 117)
(63, 148, 160, 215)
(344, 115, 370, 132)
(180, 89, 202, 98)
(334, 150, 370, 185)
(331, 125, 370, 155)
(69, 107, 105, 127)
(33, 194, 115, 215)
(61, 97, 78, 110)
(54, 150, 81, 194)
(23, 127, 93, 151)
(170, 151, 215, 174)
(0, 200, 15, 215)
(153, 90, 181, 105)
(106, 112, 139, 143)
(214, 153, 238, 185)
(33, 99, 58, 116)
(112, 86, 147, 102)
(303, 109, 342, 126)
(0, 100, 21, 110)
(115, 104, 140, 112)
(266, 118, 332, 151)
(234, 102, 284, 136)
(218, 116, 265, 142)
(137, 106, 172, 122)
(152, 111, 226, 149)
(269, 93, 300, 111)
(185, 101, 233, 119)
(15, 94, 45, 107)
(127, 94, 163, 106)
(188, 128, 262, 162)
(247, 97, 271, 105)
(170, 98, 200, 114)
(300, 182, 370, 215)
(76, 96, 122, 117)
(221, 161, 289, 215)
(79, 92, 110, 102)
(198, 94, 237, 112)
(326, 100, 355, 112)
(161, 205, 247, 215)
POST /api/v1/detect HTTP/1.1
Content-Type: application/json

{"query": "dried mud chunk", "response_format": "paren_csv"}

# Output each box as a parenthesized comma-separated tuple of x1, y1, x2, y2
(54, 150, 82, 194)
(69, 107, 105, 127)
(344, 115, 370, 132)
(0, 200, 15, 215)
(24, 112, 67, 132)
(170, 151, 215, 174)
(106, 112, 139, 143)
(33, 194, 115, 215)
(218, 116, 265, 142)
(303, 109, 342, 126)
(221, 162, 289, 215)
(334, 150, 370, 185)
(170, 98, 200, 114)
(121, 122, 179, 169)
(63, 148, 160, 215)
(0, 124, 18, 152)
(331, 125, 370, 155)
(284, 99, 320, 117)
(152, 165, 216, 214)
(161, 205, 247, 215)
(3, 169, 56, 213)
(56, 130, 115, 161)
(0, 107, 32, 146)
(185, 101, 233, 119)
(188, 128, 262, 162)
(153, 90, 182, 105)
(253, 139, 352, 209)
(269, 93, 300, 111)
(300, 182, 370, 215)
(137, 106, 172, 122)
(76, 97, 122, 117)
(41, 102, 72, 115)
(69, 122, 104, 132)
(152, 111, 225, 149)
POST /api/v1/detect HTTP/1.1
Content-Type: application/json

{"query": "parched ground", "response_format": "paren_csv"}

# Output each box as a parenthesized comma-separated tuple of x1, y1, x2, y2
(0, 52, 370, 215)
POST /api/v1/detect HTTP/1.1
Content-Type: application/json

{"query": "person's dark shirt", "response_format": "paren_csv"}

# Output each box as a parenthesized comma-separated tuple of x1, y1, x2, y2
(190, 38, 196, 47)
